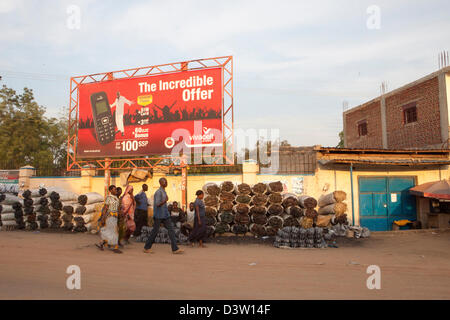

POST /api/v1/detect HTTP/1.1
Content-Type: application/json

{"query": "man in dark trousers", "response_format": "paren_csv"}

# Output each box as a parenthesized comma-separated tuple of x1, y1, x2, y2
(143, 178, 184, 254)
(134, 184, 150, 237)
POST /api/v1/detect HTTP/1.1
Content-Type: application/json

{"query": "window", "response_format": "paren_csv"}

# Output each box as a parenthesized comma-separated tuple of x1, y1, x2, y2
(358, 121, 368, 137)
(403, 103, 417, 124)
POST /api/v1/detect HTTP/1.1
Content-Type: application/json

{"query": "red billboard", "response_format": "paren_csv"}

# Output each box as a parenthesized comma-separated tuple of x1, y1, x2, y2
(77, 67, 223, 158)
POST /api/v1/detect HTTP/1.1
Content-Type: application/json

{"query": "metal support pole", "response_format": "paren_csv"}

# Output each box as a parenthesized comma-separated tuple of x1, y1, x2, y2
(181, 155, 187, 210)
(350, 163, 355, 226)
(181, 166, 187, 210)
(105, 158, 111, 198)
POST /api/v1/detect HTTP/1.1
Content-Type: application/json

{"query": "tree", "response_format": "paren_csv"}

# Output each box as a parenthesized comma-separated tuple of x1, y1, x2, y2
(0, 85, 67, 170)
(336, 131, 345, 148)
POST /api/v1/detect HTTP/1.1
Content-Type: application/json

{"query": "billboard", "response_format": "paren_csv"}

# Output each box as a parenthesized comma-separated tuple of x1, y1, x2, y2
(77, 67, 223, 158)
(0, 170, 19, 184)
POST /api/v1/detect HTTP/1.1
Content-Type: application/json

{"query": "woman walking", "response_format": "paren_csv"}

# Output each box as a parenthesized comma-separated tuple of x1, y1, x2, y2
(116, 187, 127, 247)
(96, 185, 122, 254)
(121, 185, 136, 244)
(188, 190, 207, 248)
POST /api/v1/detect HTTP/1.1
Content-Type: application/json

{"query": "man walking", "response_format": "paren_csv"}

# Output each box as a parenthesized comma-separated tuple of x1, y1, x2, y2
(134, 184, 150, 237)
(144, 178, 184, 254)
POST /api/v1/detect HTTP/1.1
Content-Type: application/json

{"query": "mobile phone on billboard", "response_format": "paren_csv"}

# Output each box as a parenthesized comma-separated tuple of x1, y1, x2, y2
(90, 91, 115, 145)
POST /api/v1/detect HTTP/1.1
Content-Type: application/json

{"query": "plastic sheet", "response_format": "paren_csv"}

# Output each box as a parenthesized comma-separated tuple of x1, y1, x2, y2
(1, 194, 23, 205)
(0, 213, 15, 221)
(79, 192, 103, 205)
(0, 184, 19, 194)
(0, 204, 13, 213)
(317, 191, 347, 207)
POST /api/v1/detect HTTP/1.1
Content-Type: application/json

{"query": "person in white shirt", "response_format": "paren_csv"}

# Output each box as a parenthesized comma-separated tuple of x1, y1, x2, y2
(110, 91, 133, 137)
(186, 202, 195, 227)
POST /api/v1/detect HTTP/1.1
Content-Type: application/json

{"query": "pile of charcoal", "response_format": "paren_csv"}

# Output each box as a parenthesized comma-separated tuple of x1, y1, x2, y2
(0, 190, 23, 229)
(36, 188, 49, 229)
(135, 226, 189, 244)
(22, 190, 38, 230)
(48, 192, 63, 229)
(61, 205, 74, 231)
(273, 226, 328, 249)
(201, 180, 323, 238)
(13, 202, 25, 230)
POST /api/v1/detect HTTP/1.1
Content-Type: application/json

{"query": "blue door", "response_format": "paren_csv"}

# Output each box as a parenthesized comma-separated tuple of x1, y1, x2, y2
(359, 177, 416, 231)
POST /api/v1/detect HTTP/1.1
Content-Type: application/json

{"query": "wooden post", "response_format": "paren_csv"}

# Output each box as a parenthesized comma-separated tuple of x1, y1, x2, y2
(104, 158, 111, 198)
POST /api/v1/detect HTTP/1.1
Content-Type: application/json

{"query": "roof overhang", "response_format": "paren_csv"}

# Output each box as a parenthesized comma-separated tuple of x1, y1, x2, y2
(318, 159, 450, 166)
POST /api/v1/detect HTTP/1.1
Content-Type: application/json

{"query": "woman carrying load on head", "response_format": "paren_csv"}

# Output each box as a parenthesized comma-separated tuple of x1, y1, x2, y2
(96, 185, 122, 254)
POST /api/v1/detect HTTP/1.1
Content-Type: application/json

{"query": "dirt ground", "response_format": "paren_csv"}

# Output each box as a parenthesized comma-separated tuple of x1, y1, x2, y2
(0, 229, 449, 300)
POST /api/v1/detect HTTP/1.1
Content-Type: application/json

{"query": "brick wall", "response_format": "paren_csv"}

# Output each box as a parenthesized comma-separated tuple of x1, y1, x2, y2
(344, 100, 383, 148)
(385, 77, 441, 149)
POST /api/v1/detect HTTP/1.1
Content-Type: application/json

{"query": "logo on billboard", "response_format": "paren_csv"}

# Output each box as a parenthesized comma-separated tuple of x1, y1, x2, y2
(164, 137, 175, 149)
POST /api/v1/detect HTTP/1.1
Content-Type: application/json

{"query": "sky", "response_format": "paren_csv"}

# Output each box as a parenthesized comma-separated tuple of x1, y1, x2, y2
(1, 0, 449, 147)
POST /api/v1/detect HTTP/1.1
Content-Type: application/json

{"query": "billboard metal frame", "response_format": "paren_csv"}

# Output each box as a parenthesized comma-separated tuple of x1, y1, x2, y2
(67, 56, 234, 172)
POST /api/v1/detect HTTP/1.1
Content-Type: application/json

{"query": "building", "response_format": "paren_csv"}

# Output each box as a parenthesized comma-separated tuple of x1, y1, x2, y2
(343, 66, 450, 149)
(19, 146, 450, 232)
(316, 147, 450, 231)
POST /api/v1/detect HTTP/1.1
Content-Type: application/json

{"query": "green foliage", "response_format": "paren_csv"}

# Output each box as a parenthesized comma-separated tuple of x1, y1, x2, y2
(336, 130, 345, 148)
(0, 85, 67, 169)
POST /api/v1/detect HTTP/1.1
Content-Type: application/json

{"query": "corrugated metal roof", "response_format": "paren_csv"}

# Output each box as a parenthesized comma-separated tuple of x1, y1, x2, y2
(318, 159, 450, 166)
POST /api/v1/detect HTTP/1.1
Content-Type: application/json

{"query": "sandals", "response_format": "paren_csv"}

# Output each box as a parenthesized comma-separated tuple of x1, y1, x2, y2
(95, 243, 104, 251)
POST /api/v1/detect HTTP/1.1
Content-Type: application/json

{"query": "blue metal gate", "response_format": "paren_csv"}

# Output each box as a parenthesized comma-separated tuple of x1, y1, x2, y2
(359, 177, 417, 231)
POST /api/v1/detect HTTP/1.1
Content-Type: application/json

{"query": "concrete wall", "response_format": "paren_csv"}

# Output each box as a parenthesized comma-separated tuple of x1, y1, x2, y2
(26, 163, 449, 228)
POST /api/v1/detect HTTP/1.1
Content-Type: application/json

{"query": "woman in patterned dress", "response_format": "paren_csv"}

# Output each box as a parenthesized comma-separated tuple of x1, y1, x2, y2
(96, 185, 122, 254)
(121, 185, 136, 244)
